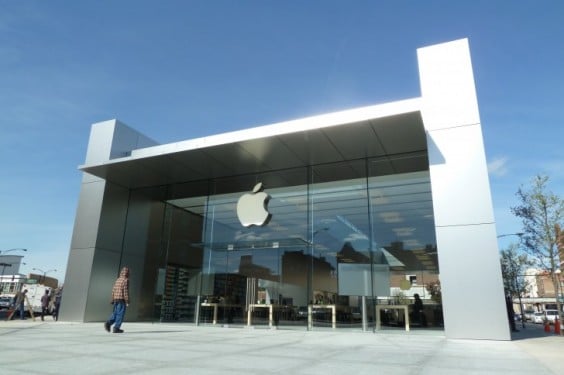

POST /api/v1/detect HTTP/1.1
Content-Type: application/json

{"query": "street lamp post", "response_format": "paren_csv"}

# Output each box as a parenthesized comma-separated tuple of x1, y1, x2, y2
(32, 268, 57, 284)
(513, 272, 526, 329)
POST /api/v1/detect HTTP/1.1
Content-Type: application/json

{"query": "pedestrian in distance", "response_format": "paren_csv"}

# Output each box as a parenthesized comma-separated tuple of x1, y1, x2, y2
(104, 267, 130, 334)
(52, 288, 62, 321)
(13, 289, 28, 320)
(40, 289, 50, 321)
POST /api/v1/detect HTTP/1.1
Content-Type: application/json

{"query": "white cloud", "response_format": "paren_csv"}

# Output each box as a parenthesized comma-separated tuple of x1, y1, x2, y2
(488, 156, 509, 177)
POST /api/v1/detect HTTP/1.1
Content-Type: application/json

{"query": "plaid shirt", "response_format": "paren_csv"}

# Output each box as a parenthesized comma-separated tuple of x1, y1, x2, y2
(111, 267, 129, 304)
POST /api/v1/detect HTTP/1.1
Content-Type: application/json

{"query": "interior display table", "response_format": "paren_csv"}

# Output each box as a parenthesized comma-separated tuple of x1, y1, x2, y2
(375, 304, 410, 331)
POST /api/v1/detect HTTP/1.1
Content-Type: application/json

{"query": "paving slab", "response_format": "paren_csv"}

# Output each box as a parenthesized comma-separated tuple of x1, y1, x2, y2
(0, 320, 561, 375)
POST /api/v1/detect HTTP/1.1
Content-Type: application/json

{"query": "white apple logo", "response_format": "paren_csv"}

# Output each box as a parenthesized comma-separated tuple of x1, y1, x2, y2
(237, 182, 272, 227)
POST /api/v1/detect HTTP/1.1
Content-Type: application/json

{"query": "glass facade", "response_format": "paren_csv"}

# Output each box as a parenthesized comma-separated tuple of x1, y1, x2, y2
(60, 40, 512, 339)
(121, 155, 442, 331)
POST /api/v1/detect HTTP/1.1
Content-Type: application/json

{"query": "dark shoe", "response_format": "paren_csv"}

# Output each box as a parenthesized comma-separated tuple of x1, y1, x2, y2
(104, 322, 110, 332)
(113, 328, 124, 333)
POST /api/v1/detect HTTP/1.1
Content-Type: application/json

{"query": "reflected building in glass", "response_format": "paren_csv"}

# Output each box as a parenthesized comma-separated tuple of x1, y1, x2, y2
(60, 39, 510, 340)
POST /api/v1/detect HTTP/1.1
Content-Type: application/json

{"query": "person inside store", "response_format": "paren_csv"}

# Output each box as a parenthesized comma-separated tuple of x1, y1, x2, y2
(412, 293, 427, 327)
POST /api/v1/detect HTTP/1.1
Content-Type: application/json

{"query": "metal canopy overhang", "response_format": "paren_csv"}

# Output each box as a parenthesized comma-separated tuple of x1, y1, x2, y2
(80, 102, 427, 189)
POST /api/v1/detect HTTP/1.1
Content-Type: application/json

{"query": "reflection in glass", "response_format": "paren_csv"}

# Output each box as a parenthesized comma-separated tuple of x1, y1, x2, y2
(122, 155, 444, 331)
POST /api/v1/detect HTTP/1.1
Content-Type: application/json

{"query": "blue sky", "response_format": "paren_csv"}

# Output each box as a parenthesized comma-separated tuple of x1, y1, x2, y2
(1, 1, 563, 282)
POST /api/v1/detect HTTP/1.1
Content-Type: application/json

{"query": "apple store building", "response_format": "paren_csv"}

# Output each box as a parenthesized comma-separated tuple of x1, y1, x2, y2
(61, 39, 511, 340)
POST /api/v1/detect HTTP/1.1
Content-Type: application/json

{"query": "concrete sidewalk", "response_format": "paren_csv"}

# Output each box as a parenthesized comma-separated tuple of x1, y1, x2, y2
(0, 320, 562, 374)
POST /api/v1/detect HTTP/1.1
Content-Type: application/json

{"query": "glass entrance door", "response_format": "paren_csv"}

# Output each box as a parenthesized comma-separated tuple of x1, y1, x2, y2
(200, 243, 310, 329)
(158, 203, 205, 323)
(309, 160, 372, 330)
(197, 170, 310, 328)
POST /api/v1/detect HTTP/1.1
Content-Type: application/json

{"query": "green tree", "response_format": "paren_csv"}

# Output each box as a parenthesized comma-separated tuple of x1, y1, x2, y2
(500, 243, 534, 298)
(511, 174, 564, 326)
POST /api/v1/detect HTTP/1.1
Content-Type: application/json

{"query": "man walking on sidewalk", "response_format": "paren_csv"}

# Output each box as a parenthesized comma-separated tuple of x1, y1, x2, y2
(104, 267, 130, 333)
(40, 289, 50, 321)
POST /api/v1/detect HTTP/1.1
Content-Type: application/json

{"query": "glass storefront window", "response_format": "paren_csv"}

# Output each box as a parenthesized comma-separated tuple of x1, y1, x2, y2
(368, 155, 442, 330)
(201, 168, 310, 327)
(309, 160, 371, 328)
(122, 153, 443, 331)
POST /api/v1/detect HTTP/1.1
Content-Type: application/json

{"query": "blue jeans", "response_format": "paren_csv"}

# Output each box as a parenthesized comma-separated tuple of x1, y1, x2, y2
(107, 301, 127, 329)
(18, 302, 25, 319)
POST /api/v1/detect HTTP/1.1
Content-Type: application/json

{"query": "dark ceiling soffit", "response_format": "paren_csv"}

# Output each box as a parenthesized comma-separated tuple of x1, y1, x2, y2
(80, 111, 425, 189)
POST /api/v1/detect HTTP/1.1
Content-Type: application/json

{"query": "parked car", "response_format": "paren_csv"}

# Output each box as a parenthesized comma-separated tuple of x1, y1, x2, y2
(544, 310, 560, 324)
(523, 309, 535, 321)
(514, 313, 522, 321)
(295, 306, 328, 320)
(0, 296, 13, 310)
(532, 312, 545, 324)
(296, 306, 308, 320)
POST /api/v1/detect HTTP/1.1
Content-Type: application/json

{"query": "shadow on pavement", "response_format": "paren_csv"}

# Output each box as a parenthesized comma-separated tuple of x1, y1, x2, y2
(511, 322, 562, 341)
